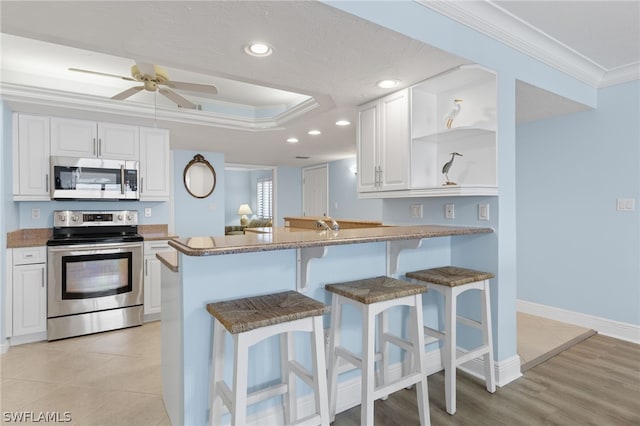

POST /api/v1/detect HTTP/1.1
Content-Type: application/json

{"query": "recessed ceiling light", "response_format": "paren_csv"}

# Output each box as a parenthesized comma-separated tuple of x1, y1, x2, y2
(335, 120, 351, 126)
(286, 137, 299, 143)
(308, 129, 321, 136)
(377, 79, 400, 89)
(245, 42, 273, 57)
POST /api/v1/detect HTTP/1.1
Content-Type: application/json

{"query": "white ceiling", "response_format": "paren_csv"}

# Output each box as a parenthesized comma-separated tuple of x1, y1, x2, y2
(1, 1, 638, 167)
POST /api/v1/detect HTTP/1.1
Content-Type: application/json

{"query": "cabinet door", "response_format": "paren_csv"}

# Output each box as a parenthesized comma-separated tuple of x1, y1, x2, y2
(357, 101, 379, 192)
(13, 264, 46, 336)
(139, 127, 170, 200)
(144, 256, 163, 315)
(50, 117, 97, 157)
(379, 89, 410, 191)
(98, 123, 139, 160)
(14, 114, 50, 200)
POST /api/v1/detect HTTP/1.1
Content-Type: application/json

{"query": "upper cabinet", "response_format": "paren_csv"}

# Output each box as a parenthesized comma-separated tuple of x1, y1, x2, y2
(13, 114, 51, 201)
(139, 127, 171, 201)
(51, 118, 139, 160)
(358, 65, 498, 198)
(357, 89, 411, 192)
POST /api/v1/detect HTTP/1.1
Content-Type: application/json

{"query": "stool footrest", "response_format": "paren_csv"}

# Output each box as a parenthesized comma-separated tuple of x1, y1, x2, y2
(457, 315, 482, 329)
(217, 380, 289, 415)
(288, 359, 314, 389)
(457, 345, 491, 365)
(382, 332, 414, 352)
(424, 325, 445, 340)
(373, 372, 425, 400)
(290, 413, 323, 426)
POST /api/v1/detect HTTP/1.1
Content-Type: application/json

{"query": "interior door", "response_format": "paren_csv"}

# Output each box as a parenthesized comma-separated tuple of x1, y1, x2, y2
(302, 164, 328, 217)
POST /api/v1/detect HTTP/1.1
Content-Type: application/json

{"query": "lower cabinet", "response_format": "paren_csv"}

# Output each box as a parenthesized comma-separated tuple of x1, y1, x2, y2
(11, 247, 47, 337)
(144, 241, 173, 317)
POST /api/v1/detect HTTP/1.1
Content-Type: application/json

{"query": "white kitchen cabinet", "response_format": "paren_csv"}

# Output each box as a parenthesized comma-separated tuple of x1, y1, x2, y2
(144, 240, 173, 317)
(12, 114, 51, 201)
(139, 127, 171, 201)
(358, 65, 498, 198)
(11, 247, 47, 337)
(357, 88, 410, 192)
(51, 117, 139, 160)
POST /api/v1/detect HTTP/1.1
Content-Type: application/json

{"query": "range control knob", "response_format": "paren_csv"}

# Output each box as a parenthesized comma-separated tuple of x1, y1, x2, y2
(57, 214, 66, 222)
(126, 214, 134, 221)
(118, 214, 124, 221)
(71, 214, 80, 223)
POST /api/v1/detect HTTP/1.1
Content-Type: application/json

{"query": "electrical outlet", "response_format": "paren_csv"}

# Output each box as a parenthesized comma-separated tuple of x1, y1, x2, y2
(31, 208, 40, 219)
(478, 203, 490, 221)
(445, 203, 455, 220)
(617, 198, 635, 211)
(144, 207, 152, 217)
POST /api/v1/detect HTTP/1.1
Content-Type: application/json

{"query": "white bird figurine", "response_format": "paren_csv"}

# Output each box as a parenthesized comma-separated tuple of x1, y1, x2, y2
(443, 99, 463, 129)
(442, 152, 463, 185)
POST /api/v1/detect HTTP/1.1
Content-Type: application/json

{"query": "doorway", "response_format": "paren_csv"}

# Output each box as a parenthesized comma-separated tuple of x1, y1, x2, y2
(302, 164, 328, 217)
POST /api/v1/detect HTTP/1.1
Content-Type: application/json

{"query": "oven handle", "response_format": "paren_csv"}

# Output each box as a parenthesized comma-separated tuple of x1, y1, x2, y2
(120, 165, 125, 195)
(47, 241, 143, 254)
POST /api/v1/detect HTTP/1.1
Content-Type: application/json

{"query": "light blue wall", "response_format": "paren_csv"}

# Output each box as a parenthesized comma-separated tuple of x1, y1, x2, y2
(517, 80, 640, 325)
(274, 166, 302, 226)
(328, 157, 383, 220)
(173, 150, 225, 237)
(224, 170, 251, 226)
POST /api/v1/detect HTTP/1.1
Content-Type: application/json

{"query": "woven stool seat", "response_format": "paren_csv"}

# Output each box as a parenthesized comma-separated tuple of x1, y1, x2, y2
(325, 276, 427, 304)
(406, 266, 494, 287)
(206, 290, 328, 334)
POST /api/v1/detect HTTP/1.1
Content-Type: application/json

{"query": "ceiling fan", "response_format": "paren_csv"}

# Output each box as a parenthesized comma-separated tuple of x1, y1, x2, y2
(69, 62, 218, 109)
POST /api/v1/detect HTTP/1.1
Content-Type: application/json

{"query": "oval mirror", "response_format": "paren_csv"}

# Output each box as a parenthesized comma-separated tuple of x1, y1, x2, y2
(183, 154, 216, 198)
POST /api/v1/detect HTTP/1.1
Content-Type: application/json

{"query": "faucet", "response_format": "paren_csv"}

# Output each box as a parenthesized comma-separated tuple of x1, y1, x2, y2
(328, 217, 340, 231)
(314, 219, 331, 231)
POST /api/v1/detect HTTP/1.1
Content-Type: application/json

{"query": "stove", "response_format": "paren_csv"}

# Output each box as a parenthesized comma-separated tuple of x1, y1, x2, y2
(47, 210, 144, 340)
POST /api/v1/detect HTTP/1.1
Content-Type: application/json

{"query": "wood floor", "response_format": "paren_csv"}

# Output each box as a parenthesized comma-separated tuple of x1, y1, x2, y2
(333, 334, 640, 426)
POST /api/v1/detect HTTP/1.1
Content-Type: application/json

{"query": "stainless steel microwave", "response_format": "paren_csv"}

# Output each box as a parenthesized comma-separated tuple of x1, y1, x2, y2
(50, 156, 139, 200)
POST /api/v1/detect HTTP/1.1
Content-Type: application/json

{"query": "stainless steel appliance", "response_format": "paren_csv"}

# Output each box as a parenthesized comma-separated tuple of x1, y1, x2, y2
(50, 156, 139, 200)
(47, 210, 143, 340)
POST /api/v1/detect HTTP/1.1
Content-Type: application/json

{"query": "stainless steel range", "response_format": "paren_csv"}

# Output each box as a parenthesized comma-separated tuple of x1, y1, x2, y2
(47, 210, 143, 341)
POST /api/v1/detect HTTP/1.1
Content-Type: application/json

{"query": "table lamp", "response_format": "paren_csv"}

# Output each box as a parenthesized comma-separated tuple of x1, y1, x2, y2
(238, 204, 252, 226)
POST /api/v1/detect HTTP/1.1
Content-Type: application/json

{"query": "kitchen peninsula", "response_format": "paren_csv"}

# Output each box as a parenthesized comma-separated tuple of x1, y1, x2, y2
(161, 224, 493, 425)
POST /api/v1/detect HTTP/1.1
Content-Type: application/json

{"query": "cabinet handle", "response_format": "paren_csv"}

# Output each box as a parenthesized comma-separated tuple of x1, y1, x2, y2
(41, 268, 45, 287)
(140, 177, 144, 194)
(120, 165, 125, 195)
(145, 259, 148, 276)
(45, 174, 49, 192)
(151, 245, 167, 249)
(98, 138, 102, 157)
(24, 254, 33, 258)
(93, 138, 97, 156)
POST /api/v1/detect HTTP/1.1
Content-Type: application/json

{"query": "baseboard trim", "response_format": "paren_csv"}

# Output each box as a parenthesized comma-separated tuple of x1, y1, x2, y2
(457, 352, 522, 387)
(7, 331, 48, 347)
(1, 340, 10, 354)
(517, 300, 640, 344)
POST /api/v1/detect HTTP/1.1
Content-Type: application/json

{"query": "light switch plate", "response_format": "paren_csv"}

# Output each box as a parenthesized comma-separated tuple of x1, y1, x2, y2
(617, 198, 635, 211)
(144, 207, 152, 217)
(410, 204, 423, 219)
(478, 203, 490, 221)
(31, 208, 40, 219)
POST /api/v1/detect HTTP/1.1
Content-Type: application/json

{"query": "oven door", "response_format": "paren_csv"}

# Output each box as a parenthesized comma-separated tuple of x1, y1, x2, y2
(47, 242, 143, 318)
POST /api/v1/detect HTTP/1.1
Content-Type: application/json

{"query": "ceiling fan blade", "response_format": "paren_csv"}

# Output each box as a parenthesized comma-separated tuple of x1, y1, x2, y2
(111, 86, 144, 100)
(159, 87, 196, 109)
(163, 80, 218, 95)
(69, 67, 136, 81)
(136, 62, 156, 79)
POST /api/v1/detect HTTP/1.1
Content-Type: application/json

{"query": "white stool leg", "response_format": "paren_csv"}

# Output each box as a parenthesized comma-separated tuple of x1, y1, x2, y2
(411, 294, 431, 426)
(481, 280, 496, 393)
(281, 331, 297, 423)
(327, 293, 342, 422)
(444, 286, 457, 415)
(378, 309, 390, 398)
(210, 319, 226, 426)
(232, 333, 249, 425)
(311, 316, 330, 426)
(361, 303, 376, 426)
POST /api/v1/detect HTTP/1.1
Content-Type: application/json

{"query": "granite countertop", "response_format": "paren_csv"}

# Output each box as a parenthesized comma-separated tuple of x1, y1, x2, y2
(7, 228, 52, 248)
(169, 225, 493, 256)
(156, 251, 179, 272)
(138, 224, 178, 241)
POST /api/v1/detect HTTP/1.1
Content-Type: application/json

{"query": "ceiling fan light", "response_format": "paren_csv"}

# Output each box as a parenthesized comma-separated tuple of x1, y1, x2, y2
(308, 129, 321, 136)
(286, 137, 299, 143)
(335, 120, 351, 126)
(245, 42, 273, 57)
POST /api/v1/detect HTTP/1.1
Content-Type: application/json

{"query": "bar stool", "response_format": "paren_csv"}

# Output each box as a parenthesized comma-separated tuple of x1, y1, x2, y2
(206, 290, 330, 426)
(325, 276, 431, 426)
(406, 266, 496, 415)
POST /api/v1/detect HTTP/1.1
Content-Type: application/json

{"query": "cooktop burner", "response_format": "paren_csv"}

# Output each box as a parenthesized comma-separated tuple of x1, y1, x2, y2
(48, 210, 142, 246)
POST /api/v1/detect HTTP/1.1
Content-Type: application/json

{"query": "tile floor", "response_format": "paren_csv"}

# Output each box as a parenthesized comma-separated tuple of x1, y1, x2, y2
(1, 314, 594, 425)
(1, 321, 170, 425)
(517, 311, 596, 371)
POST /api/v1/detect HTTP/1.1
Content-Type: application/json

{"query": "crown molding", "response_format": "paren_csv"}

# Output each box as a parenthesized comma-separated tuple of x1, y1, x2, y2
(0, 83, 321, 131)
(417, 0, 637, 88)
